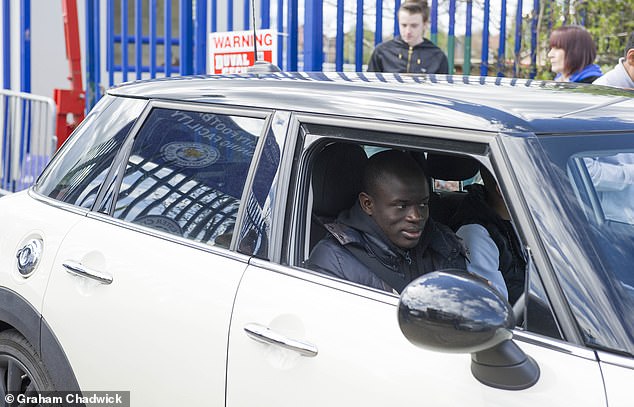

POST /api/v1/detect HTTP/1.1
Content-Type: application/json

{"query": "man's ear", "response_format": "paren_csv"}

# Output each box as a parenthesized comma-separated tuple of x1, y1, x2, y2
(625, 49, 634, 81)
(627, 49, 634, 66)
(359, 192, 374, 216)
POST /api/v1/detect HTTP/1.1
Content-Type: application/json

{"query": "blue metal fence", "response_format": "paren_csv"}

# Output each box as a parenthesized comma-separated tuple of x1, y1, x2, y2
(4, 0, 544, 115)
(0, 89, 57, 193)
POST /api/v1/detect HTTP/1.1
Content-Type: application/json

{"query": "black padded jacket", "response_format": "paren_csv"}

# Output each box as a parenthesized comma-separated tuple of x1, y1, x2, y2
(306, 202, 467, 293)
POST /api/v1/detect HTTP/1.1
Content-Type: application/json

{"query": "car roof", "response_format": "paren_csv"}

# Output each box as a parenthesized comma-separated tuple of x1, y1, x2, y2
(107, 72, 634, 134)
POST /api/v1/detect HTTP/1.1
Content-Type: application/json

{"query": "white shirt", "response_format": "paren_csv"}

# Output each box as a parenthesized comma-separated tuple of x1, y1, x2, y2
(456, 223, 509, 299)
(584, 154, 634, 224)
(593, 58, 634, 89)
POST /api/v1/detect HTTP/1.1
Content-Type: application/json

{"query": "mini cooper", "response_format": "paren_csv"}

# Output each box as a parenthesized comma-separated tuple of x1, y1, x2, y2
(0, 72, 633, 406)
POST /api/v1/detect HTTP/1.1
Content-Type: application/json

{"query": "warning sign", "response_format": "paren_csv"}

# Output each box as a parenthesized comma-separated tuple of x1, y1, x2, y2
(208, 29, 277, 74)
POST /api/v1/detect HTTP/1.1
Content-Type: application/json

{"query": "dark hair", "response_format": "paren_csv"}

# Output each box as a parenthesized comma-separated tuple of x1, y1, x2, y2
(362, 150, 426, 196)
(626, 32, 634, 58)
(398, 0, 430, 23)
(549, 25, 597, 76)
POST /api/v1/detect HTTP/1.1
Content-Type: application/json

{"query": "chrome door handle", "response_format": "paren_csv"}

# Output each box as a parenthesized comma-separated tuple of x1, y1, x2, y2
(62, 260, 113, 285)
(244, 323, 318, 357)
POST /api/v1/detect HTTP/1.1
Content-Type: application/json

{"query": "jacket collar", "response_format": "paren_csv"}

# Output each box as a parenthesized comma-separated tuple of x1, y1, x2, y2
(393, 36, 437, 49)
(331, 202, 438, 264)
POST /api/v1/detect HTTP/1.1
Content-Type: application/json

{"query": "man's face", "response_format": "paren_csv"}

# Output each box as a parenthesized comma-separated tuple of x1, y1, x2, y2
(398, 10, 425, 47)
(360, 172, 430, 249)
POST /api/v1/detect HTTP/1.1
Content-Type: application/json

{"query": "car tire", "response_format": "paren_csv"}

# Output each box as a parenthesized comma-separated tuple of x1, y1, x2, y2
(0, 329, 54, 397)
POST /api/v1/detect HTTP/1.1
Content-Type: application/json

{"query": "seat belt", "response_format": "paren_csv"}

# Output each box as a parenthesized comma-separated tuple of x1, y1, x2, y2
(345, 245, 409, 293)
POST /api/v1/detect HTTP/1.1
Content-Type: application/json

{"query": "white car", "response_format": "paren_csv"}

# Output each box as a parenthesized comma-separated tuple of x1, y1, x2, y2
(0, 72, 633, 406)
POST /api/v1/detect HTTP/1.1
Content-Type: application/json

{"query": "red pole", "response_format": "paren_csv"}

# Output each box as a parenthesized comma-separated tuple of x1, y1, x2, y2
(53, 0, 85, 149)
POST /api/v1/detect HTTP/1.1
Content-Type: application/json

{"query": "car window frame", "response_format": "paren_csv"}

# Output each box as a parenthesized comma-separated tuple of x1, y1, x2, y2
(268, 114, 577, 343)
(493, 134, 589, 347)
(32, 95, 146, 211)
(92, 99, 275, 252)
(282, 115, 490, 268)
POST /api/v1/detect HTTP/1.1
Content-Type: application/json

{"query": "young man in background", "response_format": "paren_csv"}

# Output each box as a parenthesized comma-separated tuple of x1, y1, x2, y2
(367, 1, 448, 74)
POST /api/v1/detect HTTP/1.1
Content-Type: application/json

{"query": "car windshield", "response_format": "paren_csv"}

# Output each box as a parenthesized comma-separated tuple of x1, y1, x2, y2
(503, 132, 634, 353)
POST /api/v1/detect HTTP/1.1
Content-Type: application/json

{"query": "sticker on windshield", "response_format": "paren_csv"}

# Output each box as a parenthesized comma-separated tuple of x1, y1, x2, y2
(161, 142, 220, 168)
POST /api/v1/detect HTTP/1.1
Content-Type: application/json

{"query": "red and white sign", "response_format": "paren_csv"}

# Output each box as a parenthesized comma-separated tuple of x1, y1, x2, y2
(208, 29, 277, 74)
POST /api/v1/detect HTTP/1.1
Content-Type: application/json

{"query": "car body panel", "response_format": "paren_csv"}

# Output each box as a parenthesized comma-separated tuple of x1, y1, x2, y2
(599, 352, 634, 407)
(108, 73, 634, 134)
(0, 73, 632, 404)
(42, 215, 248, 405)
(227, 262, 606, 407)
(0, 191, 83, 313)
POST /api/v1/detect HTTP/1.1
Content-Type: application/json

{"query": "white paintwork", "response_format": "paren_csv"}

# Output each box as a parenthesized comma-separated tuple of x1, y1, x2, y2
(0, 192, 82, 312)
(42, 216, 248, 406)
(227, 264, 607, 407)
(599, 352, 634, 407)
(0, 192, 630, 405)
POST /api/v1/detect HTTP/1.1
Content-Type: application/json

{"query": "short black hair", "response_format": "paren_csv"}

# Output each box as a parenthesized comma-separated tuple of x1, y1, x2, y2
(398, 0, 430, 23)
(625, 32, 634, 58)
(362, 150, 427, 196)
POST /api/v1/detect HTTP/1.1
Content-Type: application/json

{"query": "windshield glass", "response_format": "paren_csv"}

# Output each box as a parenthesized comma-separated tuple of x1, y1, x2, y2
(504, 132, 634, 354)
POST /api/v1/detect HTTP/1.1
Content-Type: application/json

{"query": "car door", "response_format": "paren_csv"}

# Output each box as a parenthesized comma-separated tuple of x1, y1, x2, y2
(225, 120, 607, 406)
(42, 102, 273, 405)
(600, 352, 634, 406)
(226, 261, 605, 406)
(44, 217, 248, 405)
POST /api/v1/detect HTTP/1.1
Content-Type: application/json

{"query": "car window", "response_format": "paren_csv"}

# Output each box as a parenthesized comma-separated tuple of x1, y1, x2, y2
(111, 107, 266, 248)
(237, 125, 283, 258)
(510, 133, 634, 352)
(34, 96, 145, 208)
(289, 130, 565, 339)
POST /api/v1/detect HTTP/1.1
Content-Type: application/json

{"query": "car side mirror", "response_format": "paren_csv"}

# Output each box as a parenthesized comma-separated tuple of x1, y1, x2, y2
(398, 269, 540, 390)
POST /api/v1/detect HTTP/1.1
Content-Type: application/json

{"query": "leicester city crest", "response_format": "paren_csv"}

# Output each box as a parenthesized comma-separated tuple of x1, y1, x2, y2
(161, 142, 220, 168)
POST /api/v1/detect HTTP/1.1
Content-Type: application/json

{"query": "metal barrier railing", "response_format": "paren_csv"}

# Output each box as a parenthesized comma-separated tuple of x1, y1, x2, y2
(0, 89, 57, 193)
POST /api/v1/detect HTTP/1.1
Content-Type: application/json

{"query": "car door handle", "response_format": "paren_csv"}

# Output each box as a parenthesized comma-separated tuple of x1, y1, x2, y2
(243, 323, 318, 357)
(62, 260, 113, 285)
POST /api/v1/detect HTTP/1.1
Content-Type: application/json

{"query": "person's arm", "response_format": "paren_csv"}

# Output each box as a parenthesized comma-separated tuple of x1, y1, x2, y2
(456, 223, 508, 299)
(584, 156, 634, 191)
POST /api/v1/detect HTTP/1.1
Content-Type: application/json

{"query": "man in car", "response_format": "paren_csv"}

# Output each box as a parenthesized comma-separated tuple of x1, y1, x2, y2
(306, 150, 467, 293)
(366, 1, 448, 74)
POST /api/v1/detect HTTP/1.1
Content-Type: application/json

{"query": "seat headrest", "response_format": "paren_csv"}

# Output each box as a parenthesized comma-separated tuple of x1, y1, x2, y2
(425, 153, 479, 181)
(312, 143, 368, 218)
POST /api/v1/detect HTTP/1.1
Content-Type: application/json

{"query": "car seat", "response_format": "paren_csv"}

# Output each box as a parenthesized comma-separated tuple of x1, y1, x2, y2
(425, 152, 480, 225)
(309, 142, 368, 251)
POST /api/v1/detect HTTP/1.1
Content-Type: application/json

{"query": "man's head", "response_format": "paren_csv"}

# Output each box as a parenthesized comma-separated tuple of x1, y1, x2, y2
(359, 150, 430, 249)
(398, 1, 429, 47)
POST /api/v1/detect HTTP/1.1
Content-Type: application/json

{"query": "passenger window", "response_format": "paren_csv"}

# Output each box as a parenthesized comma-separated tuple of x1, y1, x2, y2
(112, 107, 265, 247)
(35, 96, 145, 208)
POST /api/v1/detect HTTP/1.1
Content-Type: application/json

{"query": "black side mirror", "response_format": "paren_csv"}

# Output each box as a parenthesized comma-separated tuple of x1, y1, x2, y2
(398, 269, 540, 390)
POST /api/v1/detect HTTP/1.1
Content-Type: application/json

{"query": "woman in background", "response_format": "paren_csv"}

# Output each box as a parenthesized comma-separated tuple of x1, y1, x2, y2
(548, 25, 603, 83)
